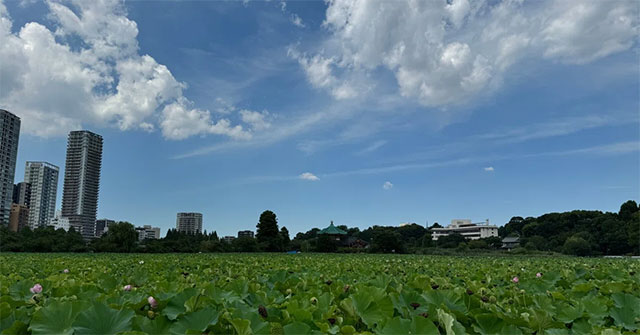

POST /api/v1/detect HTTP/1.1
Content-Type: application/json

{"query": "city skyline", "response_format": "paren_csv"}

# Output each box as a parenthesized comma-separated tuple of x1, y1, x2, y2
(1, 0, 638, 237)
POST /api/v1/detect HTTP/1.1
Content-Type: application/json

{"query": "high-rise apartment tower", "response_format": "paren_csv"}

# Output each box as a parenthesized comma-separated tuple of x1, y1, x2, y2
(61, 130, 103, 239)
(24, 161, 59, 229)
(0, 110, 20, 225)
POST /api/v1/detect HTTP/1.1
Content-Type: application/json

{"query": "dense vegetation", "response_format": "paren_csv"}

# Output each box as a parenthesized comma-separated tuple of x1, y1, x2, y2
(0, 201, 637, 256)
(1, 254, 638, 334)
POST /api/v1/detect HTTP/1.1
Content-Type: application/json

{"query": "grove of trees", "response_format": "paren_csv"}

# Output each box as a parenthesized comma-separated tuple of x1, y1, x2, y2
(1, 201, 637, 256)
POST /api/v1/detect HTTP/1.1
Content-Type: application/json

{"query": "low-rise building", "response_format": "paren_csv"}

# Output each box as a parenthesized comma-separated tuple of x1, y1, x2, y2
(9, 204, 29, 232)
(237, 230, 254, 239)
(135, 225, 161, 241)
(502, 236, 520, 250)
(430, 219, 498, 240)
(48, 215, 70, 232)
(222, 236, 236, 243)
(96, 219, 115, 237)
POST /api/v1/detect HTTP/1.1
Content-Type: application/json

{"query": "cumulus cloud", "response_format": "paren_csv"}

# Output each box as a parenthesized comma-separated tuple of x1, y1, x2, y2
(287, 49, 359, 100)
(240, 110, 272, 131)
(484, 166, 494, 172)
(293, 0, 638, 107)
(382, 181, 393, 190)
(0, 0, 249, 139)
(299, 172, 319, 181)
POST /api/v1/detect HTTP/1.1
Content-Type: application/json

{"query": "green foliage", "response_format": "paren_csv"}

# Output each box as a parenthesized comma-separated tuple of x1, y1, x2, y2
(563, 236, 592, 256)
(501, 200, 639, 255)
(91, 222, 138, 252)
(1, 253, 637, 334)
(256, 210, 281, 252)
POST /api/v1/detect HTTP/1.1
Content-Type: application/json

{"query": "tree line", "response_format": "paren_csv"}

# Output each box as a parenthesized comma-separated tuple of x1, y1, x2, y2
(0, 201, 637, 255)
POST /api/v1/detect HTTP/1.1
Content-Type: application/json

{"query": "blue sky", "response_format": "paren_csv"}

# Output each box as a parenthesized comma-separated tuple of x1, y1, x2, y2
(1, 0, 638, 237)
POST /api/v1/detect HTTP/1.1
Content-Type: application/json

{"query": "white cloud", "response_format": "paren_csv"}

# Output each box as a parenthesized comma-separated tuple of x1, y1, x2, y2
(293, 0, 638, 107)
(382, 181, 393, 190)
(484, 166, 494, 172)
(160, 99, 251, 140)
(290, 14, 305, 28)
(240, 109, 272, 131)
(287, 49, 359, 100)
(299, 172, 320, 181)
(0, 0, 248, 139)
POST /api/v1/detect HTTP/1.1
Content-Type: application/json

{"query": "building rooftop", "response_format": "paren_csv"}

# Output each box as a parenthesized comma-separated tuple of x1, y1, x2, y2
(318, 222, 347, 235)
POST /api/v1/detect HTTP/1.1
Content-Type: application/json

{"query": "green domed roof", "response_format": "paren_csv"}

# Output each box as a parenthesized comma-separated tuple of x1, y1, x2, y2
(318, 222, 347, 235)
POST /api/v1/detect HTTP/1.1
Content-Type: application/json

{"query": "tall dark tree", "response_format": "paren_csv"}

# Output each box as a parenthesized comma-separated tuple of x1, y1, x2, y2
(280, 226, 290, 251)
(256, 210, 281, 251)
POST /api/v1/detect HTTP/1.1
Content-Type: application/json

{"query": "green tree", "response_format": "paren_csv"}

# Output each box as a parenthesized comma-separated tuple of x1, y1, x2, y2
(370, 228, 404, 253)
(92, 222, 138, 252)
(280, 226, 290, 251)
(563, 236, 591, 256)
(619, 200, 639, 221)
(437, 233, 466, 249)
(315, 234, 338, 252)
(256, 210, 281, 251)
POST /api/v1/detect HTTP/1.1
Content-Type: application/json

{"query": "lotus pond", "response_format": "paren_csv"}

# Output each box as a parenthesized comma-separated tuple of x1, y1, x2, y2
(0, 253, 638, 334)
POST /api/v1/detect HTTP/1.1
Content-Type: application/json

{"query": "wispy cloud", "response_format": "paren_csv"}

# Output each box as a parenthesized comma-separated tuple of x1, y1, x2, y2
(475, 115, 634, 144)
(357, 140, 387, 155)
(382, 181, 393, 190)
(299, 172, 319, 181)
(242, 141, 639, 183)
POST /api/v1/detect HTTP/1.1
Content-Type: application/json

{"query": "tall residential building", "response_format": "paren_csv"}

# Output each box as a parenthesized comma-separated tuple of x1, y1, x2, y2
(12, 182, 31, 206)
(61, 131, 103, 240)
(95, 218, 115, 237)
(24, 161, 59, 229)
(176, 212, 203, 234)
(0, 110, 20, 225)
(9, 204, 29, 232)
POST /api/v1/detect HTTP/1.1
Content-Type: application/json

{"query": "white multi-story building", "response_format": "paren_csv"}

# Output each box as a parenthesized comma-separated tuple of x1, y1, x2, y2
(48, 214, 70, 232)
(176, 212, 202, 234)
(431, 219, 498, 240)
(135, 225, 161, 241)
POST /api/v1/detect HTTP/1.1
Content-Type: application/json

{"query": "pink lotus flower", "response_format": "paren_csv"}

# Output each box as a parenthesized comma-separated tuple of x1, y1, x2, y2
(30, 284, 43, 294)
(63, 269, 69, 274)
(536, 272, 542, 278)
(123, 285, 132, 291)
(148, 296, 158, 309)
(512, 276, 519, 283)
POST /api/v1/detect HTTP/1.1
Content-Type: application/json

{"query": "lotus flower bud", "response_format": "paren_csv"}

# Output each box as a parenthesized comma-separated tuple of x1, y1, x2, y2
(30, 284, 43, 294)
(536, 272, 542, 278)
(63, 269, 69, 274)
(148, 296, 158, 309)
(512, 276, 519, 283)
(123, 285, 132, 291)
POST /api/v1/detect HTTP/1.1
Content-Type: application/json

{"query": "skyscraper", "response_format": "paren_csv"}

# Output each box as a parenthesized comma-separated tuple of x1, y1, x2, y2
(176, 212, 203, 234)
(0, 109, 20, 225)
(12, 182, 31, 207)
(61, 131, 103, 240)
(24, 162, 59, 229)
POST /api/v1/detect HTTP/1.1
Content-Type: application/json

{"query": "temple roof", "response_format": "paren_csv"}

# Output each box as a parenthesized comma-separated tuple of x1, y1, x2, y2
(318, 222, 347, 235)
